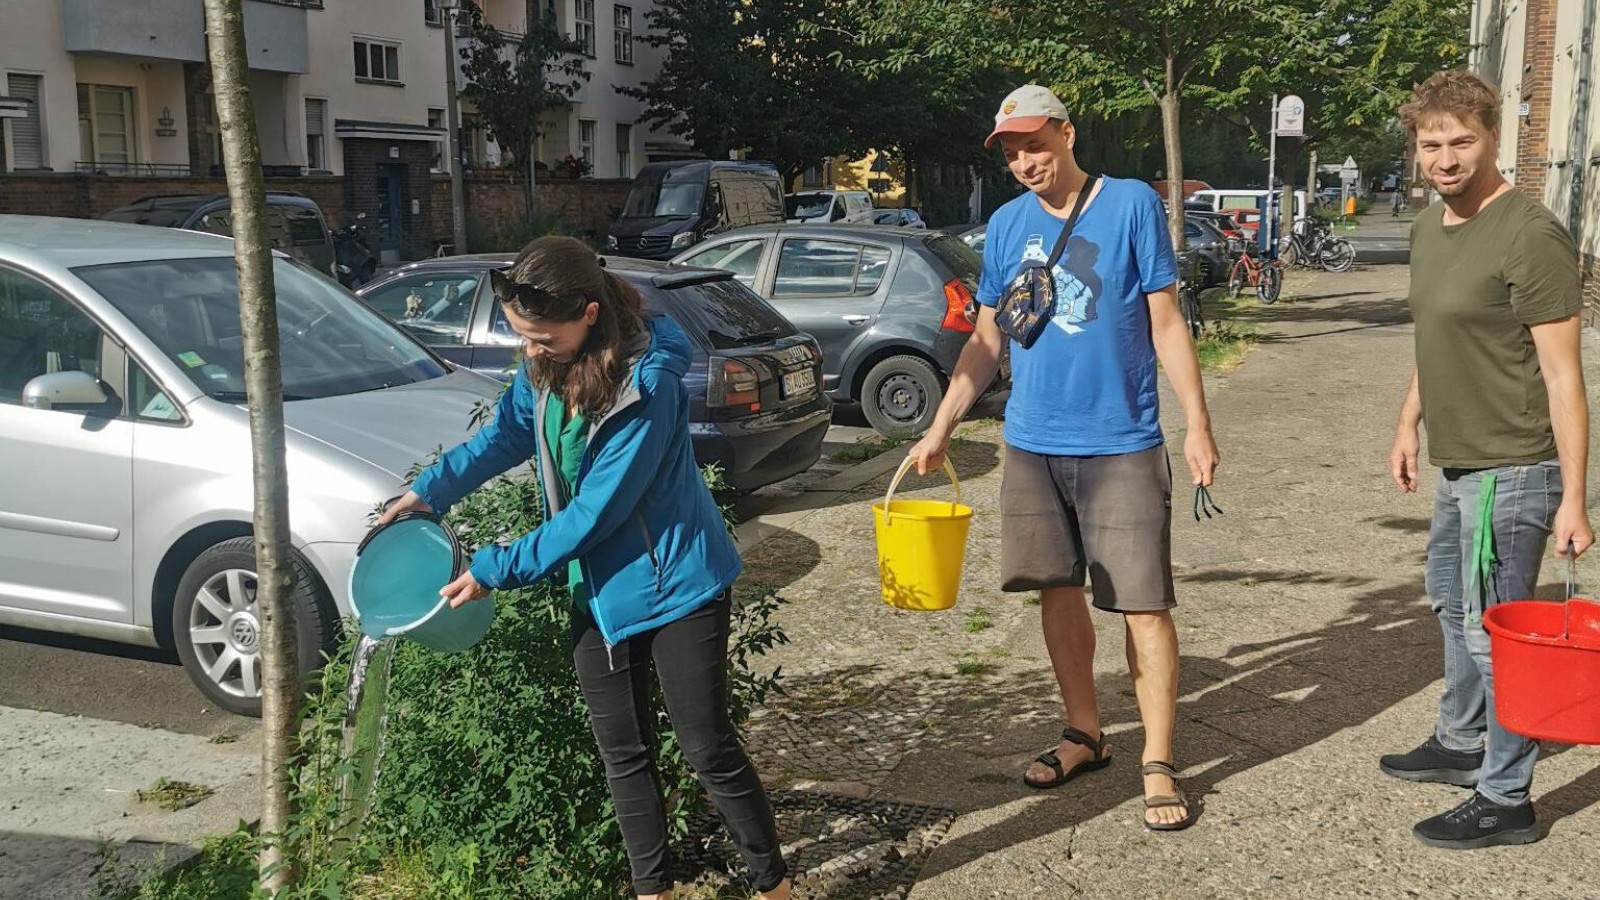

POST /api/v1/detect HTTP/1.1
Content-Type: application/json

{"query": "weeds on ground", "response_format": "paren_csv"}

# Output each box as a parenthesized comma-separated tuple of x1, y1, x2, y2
(955, 655, 995, 677)
(963, 606, 993, 633)
(130, 460, 789, 899)
(1195, 321, 1263, 372)
(833, 434, 907, 463)
(136, 779, 214, 812)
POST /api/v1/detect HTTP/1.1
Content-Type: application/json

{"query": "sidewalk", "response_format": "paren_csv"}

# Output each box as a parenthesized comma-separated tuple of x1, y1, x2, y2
(736, 264, 1600, 898)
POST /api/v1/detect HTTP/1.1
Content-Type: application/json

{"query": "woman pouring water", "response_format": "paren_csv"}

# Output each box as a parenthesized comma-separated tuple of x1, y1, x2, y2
(377, 236, 791, 900)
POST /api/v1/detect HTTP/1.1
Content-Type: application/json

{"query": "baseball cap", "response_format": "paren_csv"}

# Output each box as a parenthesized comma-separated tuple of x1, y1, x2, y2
(985, 85, 1071, 148)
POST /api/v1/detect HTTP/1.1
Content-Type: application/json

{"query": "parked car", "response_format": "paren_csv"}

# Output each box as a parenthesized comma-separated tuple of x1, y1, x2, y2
(872, 208, 927, 229)
(101, 191, 337, 279)
(357, 255, 831, 492)
(0, 215, 503, 715)
(1182, 217, 1230, 287)
(606, 160, 785, 260)
(672, 224, 990, 437)
(786, 190, 874, 224)
(934, 222, 986, 255)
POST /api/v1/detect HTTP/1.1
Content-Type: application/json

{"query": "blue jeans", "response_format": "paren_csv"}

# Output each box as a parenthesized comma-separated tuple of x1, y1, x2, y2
(1426, 460, 1561, 807)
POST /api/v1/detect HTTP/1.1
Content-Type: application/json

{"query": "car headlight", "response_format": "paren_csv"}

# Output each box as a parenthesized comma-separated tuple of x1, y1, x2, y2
(606, 235, 619, 250)
(670, 232, 694, 249)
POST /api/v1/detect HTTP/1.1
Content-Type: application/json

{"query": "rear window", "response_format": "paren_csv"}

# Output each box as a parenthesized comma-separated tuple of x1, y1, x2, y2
(654, 278, 798, 351)
(923, 234, 982, 290)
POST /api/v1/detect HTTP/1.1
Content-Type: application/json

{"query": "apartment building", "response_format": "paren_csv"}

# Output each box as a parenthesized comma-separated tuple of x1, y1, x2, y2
(1470, 0, 1600, 322)
(0, 0, 687, 251)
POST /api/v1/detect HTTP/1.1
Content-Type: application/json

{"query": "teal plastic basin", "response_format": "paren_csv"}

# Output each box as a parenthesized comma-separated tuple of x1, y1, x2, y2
(348, 514, 493, 654)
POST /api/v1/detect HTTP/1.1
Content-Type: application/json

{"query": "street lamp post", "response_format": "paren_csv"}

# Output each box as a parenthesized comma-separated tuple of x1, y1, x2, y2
(439, 0, 468, 255)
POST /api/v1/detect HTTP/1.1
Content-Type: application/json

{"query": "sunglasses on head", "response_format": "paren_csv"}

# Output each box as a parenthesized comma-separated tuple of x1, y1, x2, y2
(489, 267, 566, 309)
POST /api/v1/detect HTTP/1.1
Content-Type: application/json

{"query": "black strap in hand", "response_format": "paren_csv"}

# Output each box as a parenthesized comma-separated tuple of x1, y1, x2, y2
(1043, 174, 1100, 271)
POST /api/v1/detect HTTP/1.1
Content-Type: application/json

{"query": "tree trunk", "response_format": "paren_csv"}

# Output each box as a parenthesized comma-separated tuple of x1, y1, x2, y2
(525, 147, 538, 222)
(1158, 68, 1185, 252)
(200, 0, 298, 892)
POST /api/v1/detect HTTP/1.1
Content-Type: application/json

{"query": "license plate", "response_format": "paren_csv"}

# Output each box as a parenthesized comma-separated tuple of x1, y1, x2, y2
(782, 368, 816, 398)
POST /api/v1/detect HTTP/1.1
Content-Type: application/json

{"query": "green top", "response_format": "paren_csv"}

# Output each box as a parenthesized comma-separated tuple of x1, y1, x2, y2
(543, 392, 589, 602)
(1407, 190, 1581, 469)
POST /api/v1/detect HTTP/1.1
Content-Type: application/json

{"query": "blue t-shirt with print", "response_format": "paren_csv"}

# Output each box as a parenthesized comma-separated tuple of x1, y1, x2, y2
(978, 177, 1178, 456)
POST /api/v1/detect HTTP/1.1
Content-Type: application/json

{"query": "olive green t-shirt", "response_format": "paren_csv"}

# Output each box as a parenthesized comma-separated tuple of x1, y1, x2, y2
(1407, 190, 1581, 468)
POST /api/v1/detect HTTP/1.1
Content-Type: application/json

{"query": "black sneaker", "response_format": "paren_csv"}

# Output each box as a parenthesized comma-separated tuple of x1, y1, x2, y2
(1413, 792, 1540, 849)
(1379, 736, 1482, 787)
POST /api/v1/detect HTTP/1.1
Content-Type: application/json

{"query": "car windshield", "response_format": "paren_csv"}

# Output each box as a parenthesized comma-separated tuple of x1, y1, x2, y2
(621, 171, 705, 218)
(101, 198, 204, 228)
(75, 256, 446, 400)
(785, 195, 834, 220)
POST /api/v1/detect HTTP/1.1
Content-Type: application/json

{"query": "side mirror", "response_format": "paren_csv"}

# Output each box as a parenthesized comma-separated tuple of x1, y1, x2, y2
(23, 371, 110, 411)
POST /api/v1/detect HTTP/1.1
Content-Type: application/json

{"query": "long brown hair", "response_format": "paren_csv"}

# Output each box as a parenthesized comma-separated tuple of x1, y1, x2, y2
(490, 236, 645, 418)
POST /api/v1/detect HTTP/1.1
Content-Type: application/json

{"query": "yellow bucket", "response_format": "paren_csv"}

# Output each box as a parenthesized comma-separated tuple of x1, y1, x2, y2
(872, 457, 973, 611)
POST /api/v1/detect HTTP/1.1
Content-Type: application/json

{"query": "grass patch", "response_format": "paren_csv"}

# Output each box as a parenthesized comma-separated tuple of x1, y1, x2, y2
(833, 434, 907, 463)
(205, 732, 238, 745)
(136, 778, 214, 812)
(1022, 593, 1042, 607)
(963, 606, 993, 633)
(955, 655, 995, 677)
(1195, 321, 1263, 372)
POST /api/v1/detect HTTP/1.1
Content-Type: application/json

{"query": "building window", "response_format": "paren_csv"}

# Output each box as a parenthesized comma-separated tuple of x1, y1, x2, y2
(5, 74, 46, 171)
(77, 84, 135, 166)
(613, 5, 633, 65)
(615, 122, 631, 178)
(428, 107, 445, 171)
(353, 39, 402, 84)
(575, 0, 596, 57)
(305, 98, 327, 171)
(579, 119, 595, 175)
(423, 0, 442, 25)
(801, 164, 824, 188)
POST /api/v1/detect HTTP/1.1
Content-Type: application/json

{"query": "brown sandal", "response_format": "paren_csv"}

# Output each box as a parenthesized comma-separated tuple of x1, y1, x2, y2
(1140, 761, 1195, 831)
(1022, 725, 1112, 789)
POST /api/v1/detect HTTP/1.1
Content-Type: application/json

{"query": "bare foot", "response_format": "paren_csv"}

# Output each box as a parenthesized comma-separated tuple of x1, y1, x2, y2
(1023, 730, 1107, 787)
(1141, 764, 1191, 828)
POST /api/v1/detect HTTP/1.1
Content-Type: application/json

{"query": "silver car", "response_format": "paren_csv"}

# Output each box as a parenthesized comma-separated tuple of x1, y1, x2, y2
(0, 216, 500, 715)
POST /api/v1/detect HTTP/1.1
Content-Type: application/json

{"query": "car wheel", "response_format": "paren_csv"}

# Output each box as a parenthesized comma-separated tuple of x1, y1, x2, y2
(861, 355, 943, 439)
(171, 537, 336, 717)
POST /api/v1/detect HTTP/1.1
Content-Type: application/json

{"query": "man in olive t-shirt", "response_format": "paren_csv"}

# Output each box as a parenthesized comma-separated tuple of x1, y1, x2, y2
(1381, 71, 1593, 850)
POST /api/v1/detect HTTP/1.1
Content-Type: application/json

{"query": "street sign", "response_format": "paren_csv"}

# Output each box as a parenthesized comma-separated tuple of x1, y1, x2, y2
(1276, 94, 1306, 137)
(1339, 155, 1359, 182)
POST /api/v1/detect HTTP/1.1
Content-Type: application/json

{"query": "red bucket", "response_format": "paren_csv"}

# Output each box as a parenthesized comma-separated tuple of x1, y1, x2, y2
(1483, 597, 1600, 744)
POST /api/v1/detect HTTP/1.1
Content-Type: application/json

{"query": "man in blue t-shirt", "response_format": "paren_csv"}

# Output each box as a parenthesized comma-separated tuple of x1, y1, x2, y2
(908, 84, 1219, 832)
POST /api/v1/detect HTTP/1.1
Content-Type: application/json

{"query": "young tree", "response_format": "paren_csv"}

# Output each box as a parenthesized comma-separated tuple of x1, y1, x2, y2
(458, 0, 589, 216)
(199, 0, 297, 890)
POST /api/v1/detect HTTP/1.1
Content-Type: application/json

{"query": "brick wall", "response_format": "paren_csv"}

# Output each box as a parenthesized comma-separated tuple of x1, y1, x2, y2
(1515, 0, 1557, 201)
(0, 172, 347, 229)
(429, 173, 632, 249)
(0, 168, 630, 258)
(341, 139, 436, 259)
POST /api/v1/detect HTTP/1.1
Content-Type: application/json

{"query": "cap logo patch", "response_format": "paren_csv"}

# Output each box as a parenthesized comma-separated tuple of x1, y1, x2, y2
(1002, 100, 1018, 115)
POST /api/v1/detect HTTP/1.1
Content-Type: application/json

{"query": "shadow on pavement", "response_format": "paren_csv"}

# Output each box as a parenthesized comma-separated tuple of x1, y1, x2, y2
(846, 575, 1597, 881)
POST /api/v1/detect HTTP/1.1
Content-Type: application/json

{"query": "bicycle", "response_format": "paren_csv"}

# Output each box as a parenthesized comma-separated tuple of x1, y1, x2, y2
(1175, 250, 1204, 339)
(1227, 247, 1284, 304)
(1278, 219, 1355, 273)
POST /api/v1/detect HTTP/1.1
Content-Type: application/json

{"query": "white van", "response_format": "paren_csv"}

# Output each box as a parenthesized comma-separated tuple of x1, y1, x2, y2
(785, 190, 875, 224)
(1190, 189, 1308, 225)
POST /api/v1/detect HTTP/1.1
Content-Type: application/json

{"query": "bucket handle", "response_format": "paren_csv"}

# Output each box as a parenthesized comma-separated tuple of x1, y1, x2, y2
(1563, 549, 1578, 640)
(883, 455, 962, 521)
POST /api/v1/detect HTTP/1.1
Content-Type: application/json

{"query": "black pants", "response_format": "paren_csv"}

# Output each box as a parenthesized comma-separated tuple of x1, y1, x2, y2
(572, 591, 787, 895)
